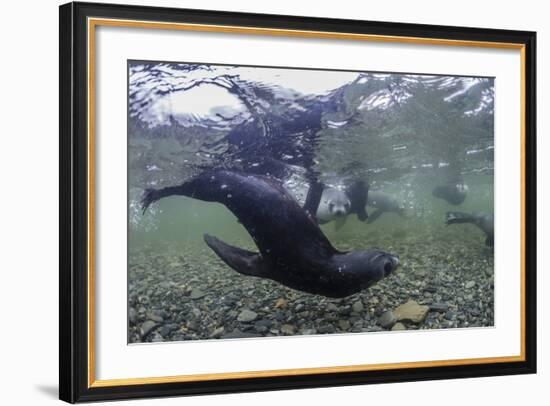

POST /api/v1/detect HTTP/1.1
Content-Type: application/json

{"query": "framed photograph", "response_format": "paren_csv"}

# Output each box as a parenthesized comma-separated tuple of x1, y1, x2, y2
(59, 1, 536, 403)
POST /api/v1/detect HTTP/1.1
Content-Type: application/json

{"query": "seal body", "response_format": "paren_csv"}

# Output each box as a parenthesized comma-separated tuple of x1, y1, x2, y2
(433, 182, 468, 205)
(142, 170, 398, 297)
(366, 191, 406, 224)
(315, 188, 403, 227)
(445, 211, 494, 246)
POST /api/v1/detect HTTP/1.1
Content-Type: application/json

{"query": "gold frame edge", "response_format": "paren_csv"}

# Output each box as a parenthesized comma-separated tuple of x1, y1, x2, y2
(86, 17, 528, 388)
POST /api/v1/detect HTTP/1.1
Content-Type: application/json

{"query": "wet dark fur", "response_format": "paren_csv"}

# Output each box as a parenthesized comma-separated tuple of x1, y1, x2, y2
(142, 170, 398, 297)
(433, 183, 467, 205)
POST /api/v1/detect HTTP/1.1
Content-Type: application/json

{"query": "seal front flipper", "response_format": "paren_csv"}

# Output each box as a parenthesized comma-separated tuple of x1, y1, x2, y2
(203, 234, 269, 278)
(346, 180, 369, 221)
(303, 181, 324, 221)
(366, 209, 384, 224)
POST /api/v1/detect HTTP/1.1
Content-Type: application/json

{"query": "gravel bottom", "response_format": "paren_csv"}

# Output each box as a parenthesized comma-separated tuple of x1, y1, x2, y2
(128, 230, 494, 343)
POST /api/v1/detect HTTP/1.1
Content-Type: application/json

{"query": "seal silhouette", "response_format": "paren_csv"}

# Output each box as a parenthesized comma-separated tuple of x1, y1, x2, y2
(445, 211, 494, 247)
(432, 182, 468, 205)
(142, 170, 399, 298)
(366, 190, 406, 224)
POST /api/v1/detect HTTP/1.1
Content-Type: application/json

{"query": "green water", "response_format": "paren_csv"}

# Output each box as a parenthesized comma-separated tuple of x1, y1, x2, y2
(129, 174, 493, 250)
(127, 64, 494, 343)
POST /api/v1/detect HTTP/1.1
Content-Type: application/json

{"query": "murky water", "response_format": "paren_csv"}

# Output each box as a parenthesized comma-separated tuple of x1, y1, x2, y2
(127, 62, 494, 343)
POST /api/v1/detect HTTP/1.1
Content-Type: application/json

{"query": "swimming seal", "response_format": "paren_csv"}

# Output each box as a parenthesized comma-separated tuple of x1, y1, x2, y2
(142, 170, 399, 298)
(316, 187, 352, 228)
(366, 190, 406, 224)
(315, 187, 404, 228)
(432, 182, 468, 205)
(445, 211, 494, 247)
(305, 180, 368, 230)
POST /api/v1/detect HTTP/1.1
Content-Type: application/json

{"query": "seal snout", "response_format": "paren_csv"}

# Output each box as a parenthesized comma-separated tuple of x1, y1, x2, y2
(384, 255, 400, 276)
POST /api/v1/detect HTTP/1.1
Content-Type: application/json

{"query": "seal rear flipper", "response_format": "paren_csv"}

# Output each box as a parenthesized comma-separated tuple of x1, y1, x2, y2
(141, 183, 196, 214)
(445, 211, 474, 225)
(485, 235, 494, 247)
(141, 187, 180, 214)
(141, 188, 160, 214)
(366, 209, 384, 224)
(203, 234, 269, 278)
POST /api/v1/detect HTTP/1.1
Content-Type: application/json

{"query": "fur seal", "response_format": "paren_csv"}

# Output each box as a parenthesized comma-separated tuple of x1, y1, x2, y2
(142, 170, 398, 298)
(307, 180, 368, 230)
(433, 182, 468, 205)
(315, 188, 403, 227)
(445, 211, 494, 246)
(316, 187, 351, 226)
(366, 190, 406, 224)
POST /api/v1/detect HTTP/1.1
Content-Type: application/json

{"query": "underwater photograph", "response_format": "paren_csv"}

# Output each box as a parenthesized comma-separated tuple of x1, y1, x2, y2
(128, 61, 495, 344)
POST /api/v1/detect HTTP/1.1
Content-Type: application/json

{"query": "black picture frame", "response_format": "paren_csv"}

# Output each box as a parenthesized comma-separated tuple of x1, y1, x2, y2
(59, 1, 537, 403)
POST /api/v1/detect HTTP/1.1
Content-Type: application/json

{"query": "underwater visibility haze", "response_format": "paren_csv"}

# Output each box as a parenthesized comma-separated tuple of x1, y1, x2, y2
(128, 61, 495, 343)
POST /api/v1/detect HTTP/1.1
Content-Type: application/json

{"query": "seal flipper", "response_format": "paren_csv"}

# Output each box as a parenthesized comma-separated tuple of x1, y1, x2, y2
(356, 207, 369, 222)
(346, 180, 369, 222)
(445, 211, 474, 225)
(366, 209, 384, 224)
(203, 234, 269, 278)
(303, 181, 324, 221)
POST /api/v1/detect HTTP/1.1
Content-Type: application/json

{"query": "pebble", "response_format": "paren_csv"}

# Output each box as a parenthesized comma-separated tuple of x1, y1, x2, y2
(444, 310, 455, 320)
(187, 320, 199, 331)
(254, 325, 268, 334)
(237, 309, 258, 322)
(147, 311, 164, 323)
(209, 327, 224, 338)
(254, 319, 272, 329)
(140, 321, 157, 338)
(317, 324, 336, 334)
(465, 281, 476, 289)
(429, 303, 449, 312)
(274, 298, 287, 309)
(393, 300, 429, 323)
(352, 301, 364, 313)
(377, 310, 397, 329)
(327, 303, 338, 312)
(222, 330, 262, 339)
(129, 308, 137, 324)
(391, 322, 406, 331)
(190, 289, 207, 300)
(281, 324, 295, 335)
(160, 324, 177, 336)
(338, 319, 351, 331)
